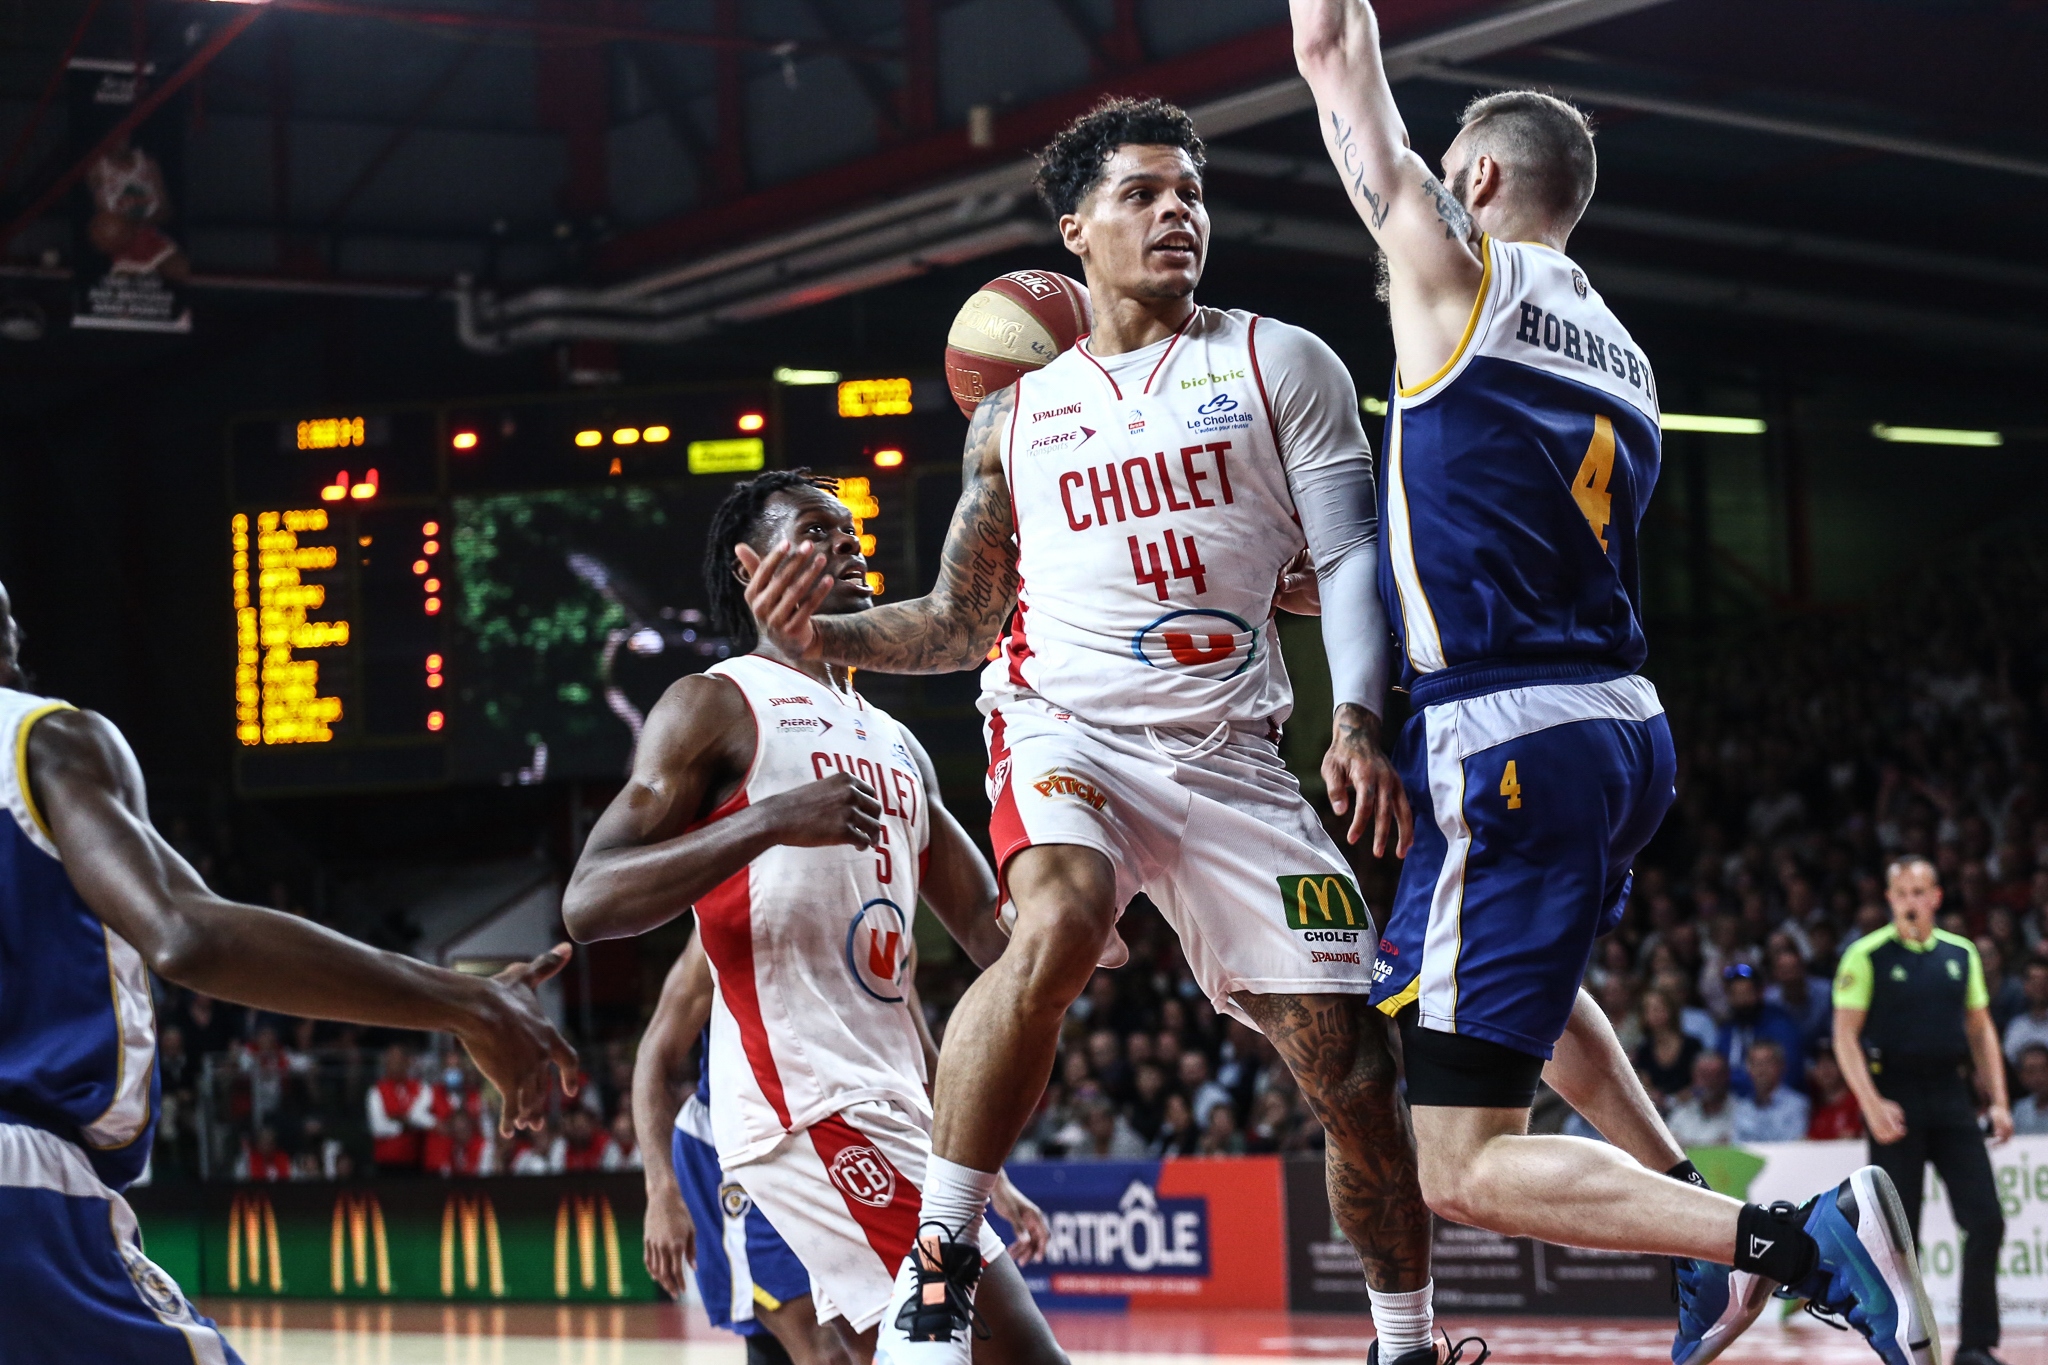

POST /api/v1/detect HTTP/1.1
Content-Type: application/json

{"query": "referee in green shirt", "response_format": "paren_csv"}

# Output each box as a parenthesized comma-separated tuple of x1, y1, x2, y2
(1834, 854, 2011, 1365)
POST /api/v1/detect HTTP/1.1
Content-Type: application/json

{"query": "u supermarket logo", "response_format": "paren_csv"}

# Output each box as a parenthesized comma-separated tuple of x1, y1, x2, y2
(1130, 609, 1256, 679)
(845, 897, 911, 1002)
(1279, 874, 1366, 932)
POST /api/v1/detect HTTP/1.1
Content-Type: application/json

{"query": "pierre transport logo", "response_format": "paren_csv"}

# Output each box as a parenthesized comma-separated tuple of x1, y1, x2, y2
(1039, 1178, 1209, 1296)
(828, 1145, 899, 1209)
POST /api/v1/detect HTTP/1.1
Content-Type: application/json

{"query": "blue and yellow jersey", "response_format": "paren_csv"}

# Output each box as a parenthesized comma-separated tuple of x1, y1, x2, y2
(0, 688, 158, 1188)
(1380, 236, 1662, 705)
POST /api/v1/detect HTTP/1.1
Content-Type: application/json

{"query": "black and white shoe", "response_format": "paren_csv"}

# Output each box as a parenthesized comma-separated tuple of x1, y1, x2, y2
(1368, 1332, 1490, 1365)
(875, 1221, 985, 1365)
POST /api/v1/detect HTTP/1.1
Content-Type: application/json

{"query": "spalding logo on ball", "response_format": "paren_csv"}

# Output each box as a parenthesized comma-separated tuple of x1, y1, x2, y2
(943, 269, 1091, 417)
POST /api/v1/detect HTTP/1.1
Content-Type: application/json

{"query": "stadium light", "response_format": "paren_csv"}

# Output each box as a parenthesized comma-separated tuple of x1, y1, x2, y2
(1661, 413, 1767, 435)
(874, 448, 905, 468)
(1871, 424, 2003, 447)
(574, 430, 602, 448)
(451, 431, 478, 450)
(774, 367, 841, 386)
(738, 412, 767, 433)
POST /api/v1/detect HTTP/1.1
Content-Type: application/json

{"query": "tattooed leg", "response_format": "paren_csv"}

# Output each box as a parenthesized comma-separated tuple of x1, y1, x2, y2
(1234, 991, 1431, 1292)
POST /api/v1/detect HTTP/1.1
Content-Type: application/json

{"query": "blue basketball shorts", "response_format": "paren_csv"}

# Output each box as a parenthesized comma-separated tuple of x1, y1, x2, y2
(673, 1103, 810, 1335)
(1369, 672, 1676, 1059)
(0, 1122, 242, 1365)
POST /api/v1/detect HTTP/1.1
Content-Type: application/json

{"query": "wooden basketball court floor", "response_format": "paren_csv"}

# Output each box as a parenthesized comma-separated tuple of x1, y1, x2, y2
(203, 1301, 2042, 1365)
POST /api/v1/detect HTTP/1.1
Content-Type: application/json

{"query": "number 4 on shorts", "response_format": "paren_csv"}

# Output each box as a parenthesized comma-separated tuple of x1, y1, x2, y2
(1500, 759, 1523, 810)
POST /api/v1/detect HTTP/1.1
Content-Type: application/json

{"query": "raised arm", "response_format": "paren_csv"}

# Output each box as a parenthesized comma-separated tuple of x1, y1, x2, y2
(742, 387, 1020, 675)
(31, 707, 578, 1133)
(637, 931, 715, 1295)
(900, 728, 1008, 970)
(1291, 0, 1486, 371)
(563, 673, 882, 942)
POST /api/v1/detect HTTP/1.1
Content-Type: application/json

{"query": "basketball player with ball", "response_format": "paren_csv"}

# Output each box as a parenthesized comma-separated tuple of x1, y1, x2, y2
(744, 97, 1454, 1365)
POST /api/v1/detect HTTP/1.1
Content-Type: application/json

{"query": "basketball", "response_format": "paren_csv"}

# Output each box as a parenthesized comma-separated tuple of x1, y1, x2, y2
(942, 269, 1092, 417)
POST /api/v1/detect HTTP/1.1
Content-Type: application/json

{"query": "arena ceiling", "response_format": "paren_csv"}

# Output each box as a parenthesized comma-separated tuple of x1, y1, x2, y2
(1, 0, 2046, 362)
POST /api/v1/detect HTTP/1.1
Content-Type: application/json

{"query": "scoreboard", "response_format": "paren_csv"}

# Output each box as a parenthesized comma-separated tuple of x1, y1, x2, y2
(227, 379, 945, 793)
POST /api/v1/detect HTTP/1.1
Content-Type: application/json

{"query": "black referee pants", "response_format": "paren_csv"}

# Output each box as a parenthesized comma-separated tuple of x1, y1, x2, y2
(1869, 1076, 2004, 1351)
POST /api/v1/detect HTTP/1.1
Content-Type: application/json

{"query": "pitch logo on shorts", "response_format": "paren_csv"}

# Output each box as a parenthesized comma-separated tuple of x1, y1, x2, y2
(828, 1144, 899, 1209)
(844, 896, 910, 1002)
(1278, 874, 1367, 938)
(1032, 768, 1109, 811)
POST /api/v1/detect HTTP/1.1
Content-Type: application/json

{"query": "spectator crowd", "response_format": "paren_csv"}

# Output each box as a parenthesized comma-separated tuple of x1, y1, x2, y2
(178, 531, 2048, 1181)
(154, 989, 644, 1184)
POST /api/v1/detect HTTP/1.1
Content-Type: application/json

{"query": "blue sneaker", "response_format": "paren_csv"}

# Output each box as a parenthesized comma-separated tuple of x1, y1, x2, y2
(1786, 1166, 1938, 1365)
(1672, 1258, 1776, 1365)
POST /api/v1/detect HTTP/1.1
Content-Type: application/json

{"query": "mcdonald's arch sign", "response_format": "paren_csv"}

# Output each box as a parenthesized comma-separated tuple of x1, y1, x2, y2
(331, 1193, 392, 1295)
(553, 1194, 625, 1299)
(186, 1176, 658, 1301)
(441, 1195, 505, 1298)
(226, 1194, 283, 1294)
(1277, 873, 1367, 935)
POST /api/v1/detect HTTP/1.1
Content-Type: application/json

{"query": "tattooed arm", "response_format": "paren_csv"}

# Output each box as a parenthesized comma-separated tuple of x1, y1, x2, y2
(742, 386, 1020, 674)
(1289, 0, 1485, 376)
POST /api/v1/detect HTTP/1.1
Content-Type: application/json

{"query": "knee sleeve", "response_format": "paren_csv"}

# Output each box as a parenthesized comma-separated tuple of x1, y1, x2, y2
(1397, 1005, 1545, 1109)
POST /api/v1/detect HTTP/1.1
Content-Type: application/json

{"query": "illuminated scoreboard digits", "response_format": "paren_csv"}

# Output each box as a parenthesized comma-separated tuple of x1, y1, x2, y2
(232, 509, 351, 745)
(837, 476, 885, 596)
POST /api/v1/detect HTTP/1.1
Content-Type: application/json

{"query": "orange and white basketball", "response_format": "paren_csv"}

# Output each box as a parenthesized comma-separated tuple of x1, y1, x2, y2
(943, 269, 1091, 417)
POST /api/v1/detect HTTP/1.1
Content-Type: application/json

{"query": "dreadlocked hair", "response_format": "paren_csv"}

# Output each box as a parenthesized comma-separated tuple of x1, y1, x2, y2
(702, 468, 837, 653)
(1034, 96, 1205, 218)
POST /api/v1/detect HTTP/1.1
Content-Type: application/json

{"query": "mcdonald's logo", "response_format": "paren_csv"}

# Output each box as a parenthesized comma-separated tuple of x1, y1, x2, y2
(330, 1193, 392, 1296)
(553, 1195, 625, 1299)
(1278, 873, 1366, 933)
(227, 1194, 283, 1293)
(441, 1195, 506, 1298)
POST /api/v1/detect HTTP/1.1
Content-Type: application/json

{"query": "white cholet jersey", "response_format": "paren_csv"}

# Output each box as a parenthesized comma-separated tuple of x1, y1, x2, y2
(694, 654, 933, 1166)
(984, 306, 1369, 731)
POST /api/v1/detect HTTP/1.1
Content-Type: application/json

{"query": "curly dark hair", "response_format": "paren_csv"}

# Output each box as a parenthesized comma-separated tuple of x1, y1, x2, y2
(1034, 96, 1206, 218)
(702, 469, 837, 653)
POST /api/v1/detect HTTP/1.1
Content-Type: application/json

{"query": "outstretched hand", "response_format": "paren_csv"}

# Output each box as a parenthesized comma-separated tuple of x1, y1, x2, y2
(992, 1172, 1050, 1265)
(456, 943, 583, 1137)
(735, 539, 832, 660)
(643, 1184, 698, 1296)
(1322, 703, 1412, 857)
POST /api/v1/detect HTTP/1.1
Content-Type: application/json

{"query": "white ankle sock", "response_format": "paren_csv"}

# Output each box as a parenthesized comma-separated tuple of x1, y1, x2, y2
(1368, 1282, 1436, 1360)
(919, 1156, 999, 1244)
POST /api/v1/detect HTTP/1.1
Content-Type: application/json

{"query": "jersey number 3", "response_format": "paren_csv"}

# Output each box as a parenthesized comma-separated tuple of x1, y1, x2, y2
(1572, 415, 1615, 552)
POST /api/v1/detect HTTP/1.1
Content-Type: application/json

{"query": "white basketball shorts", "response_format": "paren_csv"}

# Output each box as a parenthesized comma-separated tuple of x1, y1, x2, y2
(985, 694, 1376, 1025)
(728, 1100, 1005, 1333)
